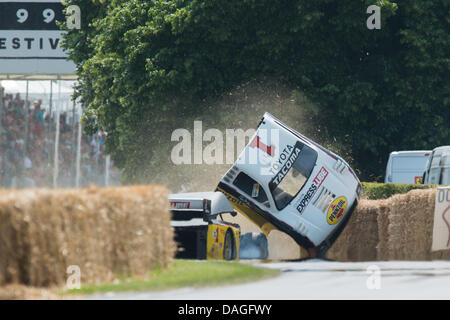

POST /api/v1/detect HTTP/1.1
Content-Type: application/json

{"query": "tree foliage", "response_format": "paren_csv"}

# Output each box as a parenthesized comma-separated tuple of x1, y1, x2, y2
(62, 0, 450, 183)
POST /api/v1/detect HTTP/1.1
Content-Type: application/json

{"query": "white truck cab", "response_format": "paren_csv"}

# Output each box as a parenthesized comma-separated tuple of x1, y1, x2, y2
(384, 150, 431, 184)
(423, 146, 450, 185)
(216, 113, 361, 256)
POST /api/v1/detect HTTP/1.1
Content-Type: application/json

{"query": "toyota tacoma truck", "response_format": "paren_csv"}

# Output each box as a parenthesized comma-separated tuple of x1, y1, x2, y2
(216, 112, 361, 257)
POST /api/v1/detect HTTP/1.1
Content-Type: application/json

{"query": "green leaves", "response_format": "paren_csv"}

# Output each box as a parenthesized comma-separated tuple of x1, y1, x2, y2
(62, 0, 449, 184)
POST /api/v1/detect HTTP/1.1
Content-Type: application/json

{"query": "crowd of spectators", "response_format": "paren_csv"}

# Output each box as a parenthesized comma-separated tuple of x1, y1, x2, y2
(0, 89, 120, 188)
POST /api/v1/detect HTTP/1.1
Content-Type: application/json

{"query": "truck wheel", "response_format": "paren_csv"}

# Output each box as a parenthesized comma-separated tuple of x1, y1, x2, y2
(223, 229, 236, 260)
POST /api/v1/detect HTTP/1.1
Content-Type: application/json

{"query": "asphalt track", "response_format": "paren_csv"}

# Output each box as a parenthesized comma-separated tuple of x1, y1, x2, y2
(89, 260, 450, 300)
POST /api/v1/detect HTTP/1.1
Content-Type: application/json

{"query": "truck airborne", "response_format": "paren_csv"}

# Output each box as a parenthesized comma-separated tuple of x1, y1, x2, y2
(169, 113, 361, 259)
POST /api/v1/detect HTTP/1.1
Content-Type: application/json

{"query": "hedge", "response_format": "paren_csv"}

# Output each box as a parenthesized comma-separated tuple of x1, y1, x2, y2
(361, 182, 438, 200)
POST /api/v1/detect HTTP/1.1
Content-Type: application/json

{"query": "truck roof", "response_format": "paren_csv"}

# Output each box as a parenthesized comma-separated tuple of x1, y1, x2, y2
(389, 150, 431, 156)
(169, 191, 235, 216)
(432, 146, 450, 153)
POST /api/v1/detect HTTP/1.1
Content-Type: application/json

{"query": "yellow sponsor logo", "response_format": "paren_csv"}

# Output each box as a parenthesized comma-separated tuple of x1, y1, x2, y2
(327, 196, 347, 225)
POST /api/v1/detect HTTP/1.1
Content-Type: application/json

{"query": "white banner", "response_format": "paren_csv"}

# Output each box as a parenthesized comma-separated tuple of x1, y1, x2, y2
(0, 30, 67, 58)
(432, 187, 450, 251)
(0, 0, 76, 76)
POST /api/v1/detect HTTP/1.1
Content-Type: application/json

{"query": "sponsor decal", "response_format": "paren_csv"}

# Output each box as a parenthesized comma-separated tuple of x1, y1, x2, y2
(269, 142, 303, 187)
(170, 201, 190, 209)
(250, 136, 275, 156)
(251, 183, 260, 198)
(296, 166, 329, 214)
(327, 196, 347, 225)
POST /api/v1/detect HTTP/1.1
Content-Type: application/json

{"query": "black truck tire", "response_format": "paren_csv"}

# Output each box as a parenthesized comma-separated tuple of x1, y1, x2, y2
(223, 229, 236, 260)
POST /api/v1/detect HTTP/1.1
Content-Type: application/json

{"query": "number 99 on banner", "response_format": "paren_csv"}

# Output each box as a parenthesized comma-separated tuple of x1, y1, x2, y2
(13, 5, 80, 30)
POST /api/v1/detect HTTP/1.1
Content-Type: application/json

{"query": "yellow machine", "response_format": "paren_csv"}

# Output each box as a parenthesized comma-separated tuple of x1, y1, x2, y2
(206, 221, 240, 260)
(169, 192, 242, 261)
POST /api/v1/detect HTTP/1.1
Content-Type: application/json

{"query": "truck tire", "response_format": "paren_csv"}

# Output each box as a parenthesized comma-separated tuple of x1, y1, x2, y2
(223, 229, 236, 260)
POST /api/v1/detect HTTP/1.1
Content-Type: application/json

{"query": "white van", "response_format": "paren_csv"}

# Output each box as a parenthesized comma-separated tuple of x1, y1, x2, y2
(423, 146, 450, 185)
(384, 151, 431, 184)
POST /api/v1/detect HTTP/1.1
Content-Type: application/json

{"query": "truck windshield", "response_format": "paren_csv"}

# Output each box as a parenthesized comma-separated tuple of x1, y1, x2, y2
(269, 143, 318, 210)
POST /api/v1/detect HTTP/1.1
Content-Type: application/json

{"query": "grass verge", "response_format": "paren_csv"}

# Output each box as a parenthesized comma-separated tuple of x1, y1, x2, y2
(62, 260, 280, 296)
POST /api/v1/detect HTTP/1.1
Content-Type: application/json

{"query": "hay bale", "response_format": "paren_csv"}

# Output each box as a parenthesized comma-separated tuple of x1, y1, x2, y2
(392, 188, 450, 260)
(386, 194, 405, 260)
(402, 189, 434, 260)
(0, 284, 60, 300)
(376, 200, 391, 261)
(327, 199, 379, 261)
(377, 188, 450, 261)
(315, 188, 450, 261)
(0, 185, 175, 287)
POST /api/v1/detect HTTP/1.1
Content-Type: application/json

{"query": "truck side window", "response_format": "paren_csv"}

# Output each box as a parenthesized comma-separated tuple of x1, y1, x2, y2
(233, 172, 269, 207)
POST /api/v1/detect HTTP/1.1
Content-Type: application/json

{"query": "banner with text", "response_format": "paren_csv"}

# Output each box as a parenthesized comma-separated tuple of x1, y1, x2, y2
(0, 0, 76, 75)
(432, 187, 450, 252)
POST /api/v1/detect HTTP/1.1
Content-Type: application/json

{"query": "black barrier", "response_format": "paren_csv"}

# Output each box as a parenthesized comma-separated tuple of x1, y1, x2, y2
(0, 300, 445, 319)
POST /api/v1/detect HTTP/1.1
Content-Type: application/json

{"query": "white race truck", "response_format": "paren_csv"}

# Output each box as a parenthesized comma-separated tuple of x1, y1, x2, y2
(170, 113, 361, 259)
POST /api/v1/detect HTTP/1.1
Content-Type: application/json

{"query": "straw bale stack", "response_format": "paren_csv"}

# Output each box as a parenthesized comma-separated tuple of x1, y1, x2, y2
(330, 188, 450, 261)
(327, 199, 379, 261)
(375, 199, 391, 260)
(0, 185, 175, 287)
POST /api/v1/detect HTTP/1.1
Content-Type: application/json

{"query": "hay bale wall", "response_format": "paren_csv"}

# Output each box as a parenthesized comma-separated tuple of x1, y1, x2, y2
(384, 189, 450, 261)
(375, 200, 391, 261)
(0, 185, 175, 287)
(328, 188, 450, 261)
(327, 200, 379, 261)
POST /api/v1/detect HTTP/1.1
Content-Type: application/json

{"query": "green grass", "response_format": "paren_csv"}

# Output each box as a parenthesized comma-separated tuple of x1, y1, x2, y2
(62, 260, 280, 295)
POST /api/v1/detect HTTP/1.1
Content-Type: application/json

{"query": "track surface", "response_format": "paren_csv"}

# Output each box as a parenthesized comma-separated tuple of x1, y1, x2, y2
(89, 260, 450, 300)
